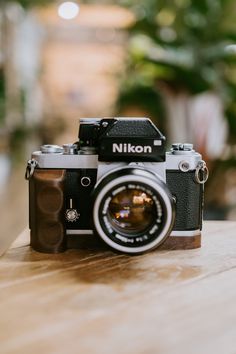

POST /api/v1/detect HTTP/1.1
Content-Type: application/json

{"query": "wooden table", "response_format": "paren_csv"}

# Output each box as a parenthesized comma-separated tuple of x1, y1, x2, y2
(1, 221, 236, 354)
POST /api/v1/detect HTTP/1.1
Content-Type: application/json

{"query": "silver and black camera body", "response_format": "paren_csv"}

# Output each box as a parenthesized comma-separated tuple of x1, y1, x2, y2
(25, 117, 208, 254)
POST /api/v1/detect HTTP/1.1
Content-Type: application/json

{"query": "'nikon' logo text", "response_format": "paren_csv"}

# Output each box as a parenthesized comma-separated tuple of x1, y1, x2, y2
(112, 143, 152, 154)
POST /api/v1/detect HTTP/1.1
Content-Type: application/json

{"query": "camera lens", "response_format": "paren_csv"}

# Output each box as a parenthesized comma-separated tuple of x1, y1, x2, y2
(107, 189, 156, 234)
(93, 167, 175, 254)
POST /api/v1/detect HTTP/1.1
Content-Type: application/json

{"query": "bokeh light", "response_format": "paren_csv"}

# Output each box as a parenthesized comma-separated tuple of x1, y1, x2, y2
(58, 1, 80, 20)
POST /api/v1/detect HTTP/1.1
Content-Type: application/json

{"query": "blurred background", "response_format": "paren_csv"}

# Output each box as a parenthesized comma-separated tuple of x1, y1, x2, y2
(1, 0, 236, 243)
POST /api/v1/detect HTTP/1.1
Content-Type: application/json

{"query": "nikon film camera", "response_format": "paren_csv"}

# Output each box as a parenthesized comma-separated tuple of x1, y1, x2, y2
(25, 118, 208, 254)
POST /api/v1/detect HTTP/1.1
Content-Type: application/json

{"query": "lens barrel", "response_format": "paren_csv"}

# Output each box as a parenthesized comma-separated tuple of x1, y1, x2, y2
(93, 167, 175, 254)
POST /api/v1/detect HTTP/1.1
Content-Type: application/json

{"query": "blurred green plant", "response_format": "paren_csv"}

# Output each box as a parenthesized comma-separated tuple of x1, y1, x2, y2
(117, 0, 236, 142)
(4, 0, 51, 8)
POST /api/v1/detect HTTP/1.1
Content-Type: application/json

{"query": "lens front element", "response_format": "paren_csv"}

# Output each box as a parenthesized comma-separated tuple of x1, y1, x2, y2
(93, 167, 175, 254)
(108, 189, 157, 234)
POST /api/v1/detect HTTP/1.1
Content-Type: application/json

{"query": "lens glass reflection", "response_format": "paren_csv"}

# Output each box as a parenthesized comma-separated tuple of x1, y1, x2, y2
(108, 189, 156, 234)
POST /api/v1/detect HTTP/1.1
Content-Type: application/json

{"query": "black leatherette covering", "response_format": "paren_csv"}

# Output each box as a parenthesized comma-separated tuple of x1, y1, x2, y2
(166, 170, 203, 231)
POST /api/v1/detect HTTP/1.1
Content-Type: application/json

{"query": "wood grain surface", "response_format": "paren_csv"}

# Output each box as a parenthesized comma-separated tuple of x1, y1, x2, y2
(0, 221, 236, 354)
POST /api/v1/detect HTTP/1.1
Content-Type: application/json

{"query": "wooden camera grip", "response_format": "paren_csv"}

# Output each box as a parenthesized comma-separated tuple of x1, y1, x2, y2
(29, 169, 66, 253)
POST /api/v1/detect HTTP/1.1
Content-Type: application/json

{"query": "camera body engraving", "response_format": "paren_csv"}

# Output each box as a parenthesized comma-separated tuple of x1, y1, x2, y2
(112, 143, 153, 154)
(26, 118, 208, 254)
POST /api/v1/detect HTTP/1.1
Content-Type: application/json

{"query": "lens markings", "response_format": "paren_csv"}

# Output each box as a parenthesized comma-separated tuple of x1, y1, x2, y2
(115, 234, 134, 243)
(102, 196, 112, 215)
(103, 215, 113, 234)
(112, 186, 126, 196)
